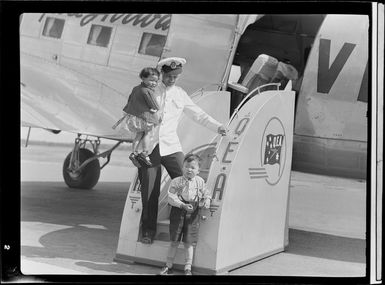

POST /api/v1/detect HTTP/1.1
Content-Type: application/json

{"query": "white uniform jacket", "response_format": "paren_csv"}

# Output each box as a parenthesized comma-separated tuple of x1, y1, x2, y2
(152, 83, 222, 156)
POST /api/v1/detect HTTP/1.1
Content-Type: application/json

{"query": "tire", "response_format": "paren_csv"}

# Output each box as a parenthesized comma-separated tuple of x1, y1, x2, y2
(62, 148, 100, 189)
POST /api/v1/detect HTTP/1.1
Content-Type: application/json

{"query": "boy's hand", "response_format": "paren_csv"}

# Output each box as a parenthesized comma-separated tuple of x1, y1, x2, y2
(203, 199, 211, 209)
(182, 203, 194, 213)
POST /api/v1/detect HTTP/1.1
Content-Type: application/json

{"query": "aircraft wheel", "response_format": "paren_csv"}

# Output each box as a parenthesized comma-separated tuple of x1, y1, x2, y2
(63, 148, 100, 189)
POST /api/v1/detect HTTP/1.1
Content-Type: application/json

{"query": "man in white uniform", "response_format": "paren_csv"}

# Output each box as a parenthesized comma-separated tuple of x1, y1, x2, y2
(138, 57, 227, 243)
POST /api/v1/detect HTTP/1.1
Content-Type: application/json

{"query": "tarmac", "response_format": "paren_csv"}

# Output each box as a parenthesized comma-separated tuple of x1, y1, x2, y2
(19, 144, 366, 277)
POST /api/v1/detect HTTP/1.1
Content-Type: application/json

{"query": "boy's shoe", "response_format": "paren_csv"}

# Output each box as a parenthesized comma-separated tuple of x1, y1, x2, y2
(184, 269, 192, 275)
(137, 152, 152, 167)
(159, 266, 173, 275)
(129, 153, 142, 168)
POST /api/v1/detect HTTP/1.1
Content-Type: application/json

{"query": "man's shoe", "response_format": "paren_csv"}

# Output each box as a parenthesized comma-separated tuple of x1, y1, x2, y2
(159, 266, 173, 275)
(141, 236, 153, 244)
(137, 152, 152, 167)
(140, 232, 153, 244)
(184, 269, 192, 275)
(129, 153, 142, 168)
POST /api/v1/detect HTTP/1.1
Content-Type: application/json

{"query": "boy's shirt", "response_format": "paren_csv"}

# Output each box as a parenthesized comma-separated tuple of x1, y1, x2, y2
(168, 175, 211, 208)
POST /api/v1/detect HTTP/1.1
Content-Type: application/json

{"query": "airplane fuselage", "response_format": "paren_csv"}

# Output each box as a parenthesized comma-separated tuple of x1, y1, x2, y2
(20, 13, 368, 179)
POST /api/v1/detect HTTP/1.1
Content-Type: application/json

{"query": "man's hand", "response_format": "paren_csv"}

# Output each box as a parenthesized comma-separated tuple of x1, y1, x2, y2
(217, 125, 227, 136)
(203, 198, 211, 209)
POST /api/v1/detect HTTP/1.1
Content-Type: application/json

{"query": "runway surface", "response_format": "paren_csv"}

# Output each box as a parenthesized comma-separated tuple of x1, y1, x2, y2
(20, 144, 366, 276)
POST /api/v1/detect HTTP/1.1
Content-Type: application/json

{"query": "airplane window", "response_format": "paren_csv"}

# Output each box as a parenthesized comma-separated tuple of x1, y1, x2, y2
(42, 17, 65, 39)
(87, 24, 112, 48)
(138, 32, 166, 57)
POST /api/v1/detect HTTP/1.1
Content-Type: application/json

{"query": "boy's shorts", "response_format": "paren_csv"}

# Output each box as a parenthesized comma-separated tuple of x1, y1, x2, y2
(169, 205, 200, 244)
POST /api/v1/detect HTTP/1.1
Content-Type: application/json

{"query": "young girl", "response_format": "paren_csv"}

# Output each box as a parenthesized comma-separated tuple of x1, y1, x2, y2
(112, 67, 162, 167)
(159, 154, 211, 275)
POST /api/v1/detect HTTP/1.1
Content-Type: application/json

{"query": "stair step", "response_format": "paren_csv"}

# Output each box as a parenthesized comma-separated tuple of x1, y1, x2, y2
(158, 219, 170, 226)
(156, 232, 170, 242)
(155, 219, 170, 242)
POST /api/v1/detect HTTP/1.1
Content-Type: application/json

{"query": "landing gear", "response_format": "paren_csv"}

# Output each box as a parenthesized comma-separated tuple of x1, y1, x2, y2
(63, 148, 100, 189)
(62, 135, 123, 189)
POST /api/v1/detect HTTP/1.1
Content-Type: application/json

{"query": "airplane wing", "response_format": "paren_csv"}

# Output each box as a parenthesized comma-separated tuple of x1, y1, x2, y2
(21, 52, 134, 141)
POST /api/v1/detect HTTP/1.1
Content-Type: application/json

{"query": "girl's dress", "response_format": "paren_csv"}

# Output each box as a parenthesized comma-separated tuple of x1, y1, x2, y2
(112, 83, 163, 133)
(125, 113, 154, 133)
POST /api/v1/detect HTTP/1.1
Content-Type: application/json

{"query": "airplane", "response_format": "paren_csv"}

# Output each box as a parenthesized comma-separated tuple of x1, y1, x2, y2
(20, 13, 369, 190)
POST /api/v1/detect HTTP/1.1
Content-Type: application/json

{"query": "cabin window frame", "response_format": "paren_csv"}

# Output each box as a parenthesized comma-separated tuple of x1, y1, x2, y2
(137, 32, 167, 57)
(41, 16, 66, 40)
(86, 24, 114, 48)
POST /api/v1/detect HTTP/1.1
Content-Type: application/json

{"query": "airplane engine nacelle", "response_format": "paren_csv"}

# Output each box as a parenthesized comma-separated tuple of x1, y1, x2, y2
(115, 84, 295, 274)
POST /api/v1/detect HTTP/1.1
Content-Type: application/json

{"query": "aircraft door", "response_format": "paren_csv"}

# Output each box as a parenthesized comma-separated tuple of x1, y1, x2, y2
(161, 15, 238, 94)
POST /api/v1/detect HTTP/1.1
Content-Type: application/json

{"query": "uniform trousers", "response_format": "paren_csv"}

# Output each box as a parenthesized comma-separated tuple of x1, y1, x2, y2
(138, 144, 184, 239)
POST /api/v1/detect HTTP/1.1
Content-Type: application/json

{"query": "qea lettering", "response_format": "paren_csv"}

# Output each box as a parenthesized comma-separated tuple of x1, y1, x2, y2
(234, 118, 250, 136)
(222, 142, 238, 163)
(212, 117, 251, 202)
(212, 173, 226, 201)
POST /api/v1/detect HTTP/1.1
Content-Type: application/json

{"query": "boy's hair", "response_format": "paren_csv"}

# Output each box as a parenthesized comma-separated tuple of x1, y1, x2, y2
(139, 67, 160, 79)
(184, 154, 201, 167)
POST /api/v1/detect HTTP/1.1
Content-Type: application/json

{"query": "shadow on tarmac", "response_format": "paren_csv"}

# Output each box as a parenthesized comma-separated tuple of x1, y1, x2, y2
(286, 229, 365, 263)
(21, 181, 365, 275)
(21, 226, 365, 274)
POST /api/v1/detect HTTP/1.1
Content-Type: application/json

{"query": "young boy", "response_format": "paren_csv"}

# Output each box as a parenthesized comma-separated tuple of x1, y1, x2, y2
(159, 154, 211, 275)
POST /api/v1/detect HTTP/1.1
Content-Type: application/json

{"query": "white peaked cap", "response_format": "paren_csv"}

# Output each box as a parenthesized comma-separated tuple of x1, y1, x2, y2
(157, 57, 187, 69)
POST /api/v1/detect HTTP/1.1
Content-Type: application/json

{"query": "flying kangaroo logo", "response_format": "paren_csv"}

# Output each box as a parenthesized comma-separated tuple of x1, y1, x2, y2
(260, 117, 286, 185)
(264, 134, 284, 166)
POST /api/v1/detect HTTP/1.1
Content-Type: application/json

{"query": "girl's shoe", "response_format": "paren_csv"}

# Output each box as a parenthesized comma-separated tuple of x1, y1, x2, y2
(159, 266, 173, 275)
(129, 153, 142, 168)
(137, 152, 152, 167)
(184, 269, 192, 275)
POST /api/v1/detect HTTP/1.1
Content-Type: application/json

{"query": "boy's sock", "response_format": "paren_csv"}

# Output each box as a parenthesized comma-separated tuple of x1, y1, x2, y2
(166, 242, 179, 268)
(184, 264, 192, 271)
(165, 261, 173, 269)
(184, 243, 193, 271)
